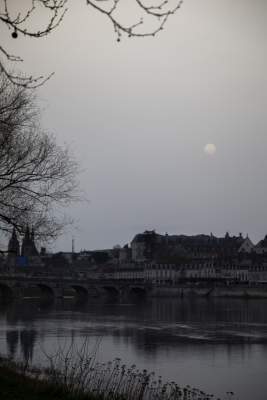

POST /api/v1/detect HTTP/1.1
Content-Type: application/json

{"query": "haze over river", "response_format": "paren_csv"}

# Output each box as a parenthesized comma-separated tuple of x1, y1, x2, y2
(1, 297, 267, 400)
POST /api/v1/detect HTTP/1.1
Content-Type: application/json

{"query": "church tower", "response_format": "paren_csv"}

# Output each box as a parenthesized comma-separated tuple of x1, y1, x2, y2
(21, 225, 32, 257)
(21, 225, 39, 257)
(30, 227, 39, 256)
(7, 228, 20, 266)
(21, 225, 42, 266)
(8, 228, 20, 256)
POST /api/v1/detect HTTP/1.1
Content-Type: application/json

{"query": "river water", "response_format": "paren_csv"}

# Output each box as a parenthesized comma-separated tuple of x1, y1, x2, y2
(0, 297, 267, 400)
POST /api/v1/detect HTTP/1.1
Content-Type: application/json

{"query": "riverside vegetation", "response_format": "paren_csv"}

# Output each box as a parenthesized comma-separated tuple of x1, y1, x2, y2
(0, 340, 235, 400)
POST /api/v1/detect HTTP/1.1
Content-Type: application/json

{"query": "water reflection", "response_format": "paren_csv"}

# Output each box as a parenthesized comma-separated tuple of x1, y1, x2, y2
(20, 329, 37, 364)
(1, 298, 267, 399)
(6, 330, 19, 359)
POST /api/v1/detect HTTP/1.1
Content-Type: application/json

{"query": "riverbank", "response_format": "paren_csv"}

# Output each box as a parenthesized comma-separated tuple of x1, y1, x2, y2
(0, 363, 92, 400)
(0, 356, 219, 400)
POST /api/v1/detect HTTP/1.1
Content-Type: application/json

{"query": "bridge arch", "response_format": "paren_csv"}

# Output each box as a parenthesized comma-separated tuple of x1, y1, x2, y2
(102, 286, 120, 297)
(128, 286, 147, 297)
(0, 283, 14, 299)
(36, 284, 55, 298)
(71, 285, 89, 298)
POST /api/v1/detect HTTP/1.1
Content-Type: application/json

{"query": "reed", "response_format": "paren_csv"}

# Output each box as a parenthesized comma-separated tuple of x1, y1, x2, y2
(0, 340, 235, 400)
(40, 340, 233, 400)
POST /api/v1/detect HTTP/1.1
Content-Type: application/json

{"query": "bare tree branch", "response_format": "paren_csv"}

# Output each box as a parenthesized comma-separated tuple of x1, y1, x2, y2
(0, 0, 68, 87)
(0, 71, 80, 240)
(0, 0, 184, 87)
(87, 0, 183, 40)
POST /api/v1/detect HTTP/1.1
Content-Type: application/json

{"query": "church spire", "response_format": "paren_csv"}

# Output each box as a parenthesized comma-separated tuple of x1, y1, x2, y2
(31, 227, 35, 242)
(7, 227, 20, 260)
(25, 225, 30, 241)
(21, 224, 39, 258)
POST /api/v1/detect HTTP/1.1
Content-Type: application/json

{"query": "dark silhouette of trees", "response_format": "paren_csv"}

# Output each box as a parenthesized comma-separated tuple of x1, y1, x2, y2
(0, 0, 184, 87)
(0, 71, 79, 240)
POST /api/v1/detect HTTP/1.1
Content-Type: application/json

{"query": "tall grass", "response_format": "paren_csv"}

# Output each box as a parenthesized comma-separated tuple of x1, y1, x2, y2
(40, 339, 233, 400)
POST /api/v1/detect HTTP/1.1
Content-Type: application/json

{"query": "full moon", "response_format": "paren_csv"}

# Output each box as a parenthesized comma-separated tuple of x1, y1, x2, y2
(204, 143, 217, 156)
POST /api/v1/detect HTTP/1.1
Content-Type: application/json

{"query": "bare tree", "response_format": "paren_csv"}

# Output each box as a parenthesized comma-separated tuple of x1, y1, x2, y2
(0, 0, 184, 87)
(0, 71, 79, 240)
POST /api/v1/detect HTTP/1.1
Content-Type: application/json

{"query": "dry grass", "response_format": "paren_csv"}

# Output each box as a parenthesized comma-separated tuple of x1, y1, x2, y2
(0, 340, 235, 400)
(40, 340, 233, 400)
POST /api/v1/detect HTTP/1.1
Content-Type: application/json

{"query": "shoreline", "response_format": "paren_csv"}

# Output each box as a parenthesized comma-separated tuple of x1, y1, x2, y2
(0, 360, 91, 400)
(0, 356, 223, 400)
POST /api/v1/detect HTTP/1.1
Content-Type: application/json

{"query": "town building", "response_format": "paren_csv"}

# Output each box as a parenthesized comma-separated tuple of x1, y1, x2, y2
(7, 226, 267, 286)
(255, 236, 267, 255)
(131, 230, 254, 263)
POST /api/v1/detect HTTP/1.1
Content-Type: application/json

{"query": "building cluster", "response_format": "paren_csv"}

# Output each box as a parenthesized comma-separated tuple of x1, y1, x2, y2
(3, 228, 267, 285)
(93, 231, 267, 285)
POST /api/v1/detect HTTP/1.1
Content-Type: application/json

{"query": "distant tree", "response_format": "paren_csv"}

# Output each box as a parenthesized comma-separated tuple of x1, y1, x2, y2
(0, 71, 79, 241)
(0, 0, 184, 87)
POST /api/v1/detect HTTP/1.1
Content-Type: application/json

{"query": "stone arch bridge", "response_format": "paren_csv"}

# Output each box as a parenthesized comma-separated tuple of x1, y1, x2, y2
(0, 275, 151, 300)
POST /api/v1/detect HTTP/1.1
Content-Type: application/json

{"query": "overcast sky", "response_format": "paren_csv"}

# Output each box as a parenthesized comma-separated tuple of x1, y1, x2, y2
(4, 0, 267, 251)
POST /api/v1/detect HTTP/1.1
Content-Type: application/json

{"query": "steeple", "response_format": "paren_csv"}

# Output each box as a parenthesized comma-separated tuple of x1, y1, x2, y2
(8, 227, 20, 258)
(30, 226, 38, 256)
(11, 227, 17, 242)
(25, 225, 30, 241)
(21, 224, 39, 258)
